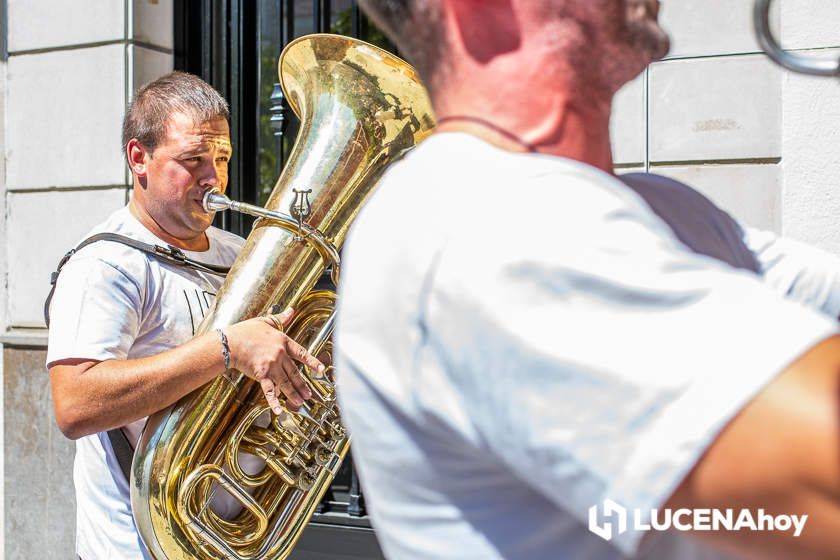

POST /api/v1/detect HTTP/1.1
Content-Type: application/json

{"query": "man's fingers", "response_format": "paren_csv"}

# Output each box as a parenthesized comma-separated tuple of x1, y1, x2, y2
(259, 378, 284, 416)
(285, 338, 327, 376)
(260, 307, 294, 332)
(281, 359, 312, 401)
(273, 371, 305, 410)
(259, 372, 306, 414)
(256, 316, 278, 330)
(278, 307, 295, 327)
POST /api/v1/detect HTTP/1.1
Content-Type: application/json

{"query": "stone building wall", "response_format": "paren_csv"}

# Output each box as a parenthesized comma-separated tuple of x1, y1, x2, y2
(0, 1, 173, 557)
(613, 0, 840, 246)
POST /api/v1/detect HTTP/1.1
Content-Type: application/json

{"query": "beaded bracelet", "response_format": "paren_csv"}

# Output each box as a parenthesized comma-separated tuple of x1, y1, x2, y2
(216, 328, 231, 370)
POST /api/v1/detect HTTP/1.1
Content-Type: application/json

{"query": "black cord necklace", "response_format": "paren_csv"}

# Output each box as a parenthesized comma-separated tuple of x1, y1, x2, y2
(436, 115, 537, 153)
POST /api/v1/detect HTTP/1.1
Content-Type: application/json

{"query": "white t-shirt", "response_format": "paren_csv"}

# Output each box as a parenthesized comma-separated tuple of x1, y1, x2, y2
(335, 133, 838, 560)
(743, 226, 840, 318)
(46, 205, 244, 560)
(618, 171, 840, 320)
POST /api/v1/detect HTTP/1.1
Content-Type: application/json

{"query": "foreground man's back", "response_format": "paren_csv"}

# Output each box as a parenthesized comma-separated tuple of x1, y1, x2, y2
(336, 1, 840, 558)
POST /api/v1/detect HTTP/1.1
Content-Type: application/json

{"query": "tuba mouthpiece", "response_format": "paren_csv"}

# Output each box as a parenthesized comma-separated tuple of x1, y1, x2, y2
(202, 189, 231, 213)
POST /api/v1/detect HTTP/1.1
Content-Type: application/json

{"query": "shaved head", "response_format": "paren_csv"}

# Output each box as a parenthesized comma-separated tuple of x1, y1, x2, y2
(360, 0, 668, 98)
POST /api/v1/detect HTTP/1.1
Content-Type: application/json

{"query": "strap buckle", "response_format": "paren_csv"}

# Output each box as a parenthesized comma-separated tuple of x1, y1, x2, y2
(155, 244, 187, 263)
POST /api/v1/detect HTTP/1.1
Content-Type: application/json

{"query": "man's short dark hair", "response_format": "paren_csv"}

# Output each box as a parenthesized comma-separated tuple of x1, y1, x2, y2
(122, 71, 230, 159)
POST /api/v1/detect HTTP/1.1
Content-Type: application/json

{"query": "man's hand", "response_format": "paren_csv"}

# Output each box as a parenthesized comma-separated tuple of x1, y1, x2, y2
(225, 308, 326, 412)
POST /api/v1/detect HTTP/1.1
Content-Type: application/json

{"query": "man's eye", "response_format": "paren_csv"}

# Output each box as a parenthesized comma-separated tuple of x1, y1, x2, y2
(217, 156, 230, 163)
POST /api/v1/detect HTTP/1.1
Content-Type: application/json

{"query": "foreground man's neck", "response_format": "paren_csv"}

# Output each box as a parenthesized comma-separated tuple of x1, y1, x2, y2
(434, 105, 615, 174)
(432, 79, 616, 174)
(424, 10, 621, 174)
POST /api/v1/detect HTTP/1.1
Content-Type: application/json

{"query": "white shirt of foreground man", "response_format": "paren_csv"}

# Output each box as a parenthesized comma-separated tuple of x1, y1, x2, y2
(335, 134, 835, 559)
(336, 0, 840, 558)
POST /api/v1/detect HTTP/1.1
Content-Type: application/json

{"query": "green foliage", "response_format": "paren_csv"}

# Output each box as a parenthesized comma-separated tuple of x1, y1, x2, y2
(258, 44, 296, 205)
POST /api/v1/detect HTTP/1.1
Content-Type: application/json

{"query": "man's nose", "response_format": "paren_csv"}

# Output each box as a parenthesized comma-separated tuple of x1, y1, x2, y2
(199, 161, 224, 187)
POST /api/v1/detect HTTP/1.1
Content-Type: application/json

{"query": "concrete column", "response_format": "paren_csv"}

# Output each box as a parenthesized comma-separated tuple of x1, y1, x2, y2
(0, 20, 8, 560)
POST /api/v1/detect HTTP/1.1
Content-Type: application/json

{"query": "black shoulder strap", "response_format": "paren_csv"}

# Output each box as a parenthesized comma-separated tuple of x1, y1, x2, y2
(49, 232, 234, 479)
(44, 232, 231, 327)
(107, 428, 135, 482)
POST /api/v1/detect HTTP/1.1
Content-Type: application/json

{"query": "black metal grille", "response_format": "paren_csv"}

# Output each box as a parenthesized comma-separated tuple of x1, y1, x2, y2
(174, 0, 395, 533)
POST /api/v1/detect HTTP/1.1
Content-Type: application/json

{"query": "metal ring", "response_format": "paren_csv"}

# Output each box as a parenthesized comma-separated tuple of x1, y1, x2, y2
(267, 313, 285, 332)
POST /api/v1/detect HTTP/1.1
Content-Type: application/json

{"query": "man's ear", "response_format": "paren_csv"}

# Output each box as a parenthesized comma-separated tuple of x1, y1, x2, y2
(126, 139, 150, 177)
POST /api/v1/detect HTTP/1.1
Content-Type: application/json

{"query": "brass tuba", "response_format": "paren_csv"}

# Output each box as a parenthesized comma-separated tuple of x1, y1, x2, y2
(131, 34, 435, 560)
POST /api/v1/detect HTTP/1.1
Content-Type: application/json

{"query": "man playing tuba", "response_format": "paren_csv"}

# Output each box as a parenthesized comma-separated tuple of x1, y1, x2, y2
(335, 1, 840, 558)
(46, 71, 325, 560)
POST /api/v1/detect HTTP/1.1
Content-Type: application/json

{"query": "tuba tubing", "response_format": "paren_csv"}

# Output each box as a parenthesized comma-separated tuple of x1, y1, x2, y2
(754, 0, 840, 77)
(131, 34, 435, 560)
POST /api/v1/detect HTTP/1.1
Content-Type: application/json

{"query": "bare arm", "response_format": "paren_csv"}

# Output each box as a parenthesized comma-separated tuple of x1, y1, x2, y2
(50, 309, 325, 440)
(663, 334, 840, 558)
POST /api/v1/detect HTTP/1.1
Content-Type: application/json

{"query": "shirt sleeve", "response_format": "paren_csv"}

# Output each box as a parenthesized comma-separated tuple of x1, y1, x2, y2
(46, 255, 144, 366)
(424, 209, 837, 556)
(742, 224, 840, 319)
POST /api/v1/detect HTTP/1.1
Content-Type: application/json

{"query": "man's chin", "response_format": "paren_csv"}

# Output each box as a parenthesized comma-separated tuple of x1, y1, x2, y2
(624, 0, 670, 60)
(182, 215, 214, 238)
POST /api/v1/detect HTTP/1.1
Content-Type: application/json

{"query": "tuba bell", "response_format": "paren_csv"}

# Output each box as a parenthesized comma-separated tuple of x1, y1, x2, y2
(131, 34, 435, 560)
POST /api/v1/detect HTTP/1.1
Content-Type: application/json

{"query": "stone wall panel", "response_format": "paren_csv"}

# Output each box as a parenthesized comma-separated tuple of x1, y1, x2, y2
(7, 189, 128, 327)
(6, 45, 126, 190)
(7, 0, 123, 52)
(650, 55, 782, 162)
(4, 346, 74, 559)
